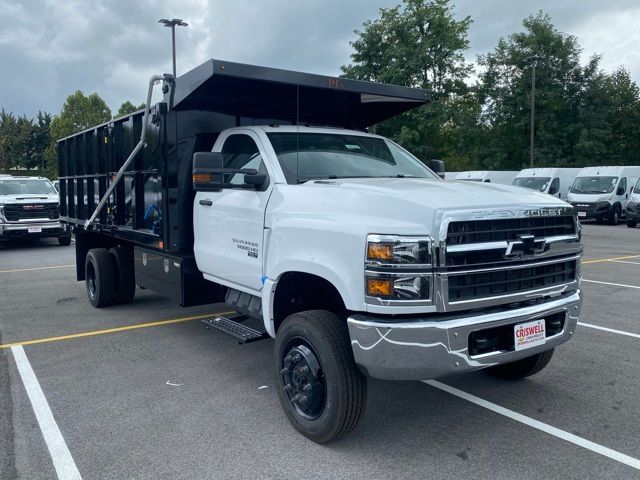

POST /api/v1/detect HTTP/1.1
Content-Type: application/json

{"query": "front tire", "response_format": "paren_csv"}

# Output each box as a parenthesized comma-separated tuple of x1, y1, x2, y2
(486, 349, 554, 380)
(85, 248, 115, 308)
(608, 206, 620, 225)
(58, 235, 71, 246)
(274, 310, 367, 444)
(627, 220, 637, 228)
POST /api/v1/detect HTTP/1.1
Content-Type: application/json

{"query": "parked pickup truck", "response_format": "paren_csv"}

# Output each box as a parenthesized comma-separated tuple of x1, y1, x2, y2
(58, 59, 583, 443)
(0, 175, 71, 245)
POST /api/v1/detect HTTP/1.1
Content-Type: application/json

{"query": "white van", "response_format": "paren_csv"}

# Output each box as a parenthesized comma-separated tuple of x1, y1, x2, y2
(566, 166, 640, 224)
(512, 168, 582, 200)
(454, 171, 519, 185)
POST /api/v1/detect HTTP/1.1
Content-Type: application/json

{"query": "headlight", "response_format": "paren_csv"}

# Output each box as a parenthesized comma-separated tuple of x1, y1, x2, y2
(366, 234, 431, 266)
(365, 235, 433, 305)
(597, 196, 612, 203)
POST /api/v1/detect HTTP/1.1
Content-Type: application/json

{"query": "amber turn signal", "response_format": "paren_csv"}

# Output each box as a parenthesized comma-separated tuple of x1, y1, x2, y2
(366, 278, 393, 297)
(193, 173, 212, 183)
(367, 242, 393, 261)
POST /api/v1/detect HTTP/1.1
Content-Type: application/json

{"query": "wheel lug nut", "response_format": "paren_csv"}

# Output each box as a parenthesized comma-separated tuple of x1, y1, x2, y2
(303, 383, 312, 392)
(280, 367, 289, 375)
(292, 354, 301, 362)
(291, 393, 302, 403)
(284, 355, 292, 364)
(283, 384, 292, 392)
(299, 366, 309, 374)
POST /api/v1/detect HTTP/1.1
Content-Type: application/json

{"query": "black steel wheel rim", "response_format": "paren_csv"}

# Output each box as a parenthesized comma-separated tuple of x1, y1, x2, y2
(87, 262, 96, 299)
(281, 337, 326, 420)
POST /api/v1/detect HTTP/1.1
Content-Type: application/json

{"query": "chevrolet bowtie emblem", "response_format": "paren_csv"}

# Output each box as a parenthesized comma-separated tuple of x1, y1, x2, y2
(505, 234, 547, 257)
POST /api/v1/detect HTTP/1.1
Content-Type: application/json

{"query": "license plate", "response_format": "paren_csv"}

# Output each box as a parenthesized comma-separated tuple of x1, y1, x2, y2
(27, 226, 42, 233)
(577, 211, 587, 218)
(514, 319, 546, 351)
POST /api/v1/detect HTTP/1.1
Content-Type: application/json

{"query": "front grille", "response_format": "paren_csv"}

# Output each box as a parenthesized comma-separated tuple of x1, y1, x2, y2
(3, 203, 59, 221)
(447, 216, 576, 246)
(448, 259, 577, 303)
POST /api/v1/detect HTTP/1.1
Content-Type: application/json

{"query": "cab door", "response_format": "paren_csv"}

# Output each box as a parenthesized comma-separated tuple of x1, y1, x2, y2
(194, 131, 272, 292)
(617, 177, 628, 213)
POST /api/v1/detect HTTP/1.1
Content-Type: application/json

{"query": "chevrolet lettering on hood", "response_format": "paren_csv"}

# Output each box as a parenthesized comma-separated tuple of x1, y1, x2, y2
(470, 207, 565, 220)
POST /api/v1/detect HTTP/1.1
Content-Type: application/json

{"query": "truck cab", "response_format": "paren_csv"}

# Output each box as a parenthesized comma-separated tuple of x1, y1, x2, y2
(567, 166, 640, 224)
(0, 176, 71, 245)
(58, 59, 583, 443)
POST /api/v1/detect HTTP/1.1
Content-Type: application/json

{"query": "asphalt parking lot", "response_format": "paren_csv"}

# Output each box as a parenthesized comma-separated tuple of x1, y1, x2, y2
(1, 222, 639, 480)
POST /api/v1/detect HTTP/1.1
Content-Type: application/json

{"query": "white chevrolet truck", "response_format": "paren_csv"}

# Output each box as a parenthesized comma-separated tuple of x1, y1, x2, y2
(0, 175, 71, 245)
(58, 59, 583, 443)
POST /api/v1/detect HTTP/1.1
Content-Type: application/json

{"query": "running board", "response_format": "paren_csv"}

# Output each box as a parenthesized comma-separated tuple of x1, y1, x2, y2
(201, 315, 269, 344)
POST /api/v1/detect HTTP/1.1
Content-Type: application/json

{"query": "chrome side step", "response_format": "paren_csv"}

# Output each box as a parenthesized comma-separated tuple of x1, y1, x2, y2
(201, 315, 269, 344)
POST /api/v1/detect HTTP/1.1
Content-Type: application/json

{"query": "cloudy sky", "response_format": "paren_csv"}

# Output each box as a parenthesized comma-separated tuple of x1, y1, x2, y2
(2, 0, 640, 118)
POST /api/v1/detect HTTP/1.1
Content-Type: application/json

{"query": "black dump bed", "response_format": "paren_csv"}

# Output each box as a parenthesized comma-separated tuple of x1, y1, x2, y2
(58, 58, 429, 254)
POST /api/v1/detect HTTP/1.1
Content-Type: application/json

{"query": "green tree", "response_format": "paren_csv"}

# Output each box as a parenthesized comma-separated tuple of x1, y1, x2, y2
(44, 91, 112, 178)
(0, 110, 19, 173)
(473, 11, 640, 169)
(115, 100, 146, 118)
(341, 0, 475, 166)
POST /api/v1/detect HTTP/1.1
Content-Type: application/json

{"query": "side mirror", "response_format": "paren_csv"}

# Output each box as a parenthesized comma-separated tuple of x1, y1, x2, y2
(244, 173, 268, 188)
(428, 159, 445, 179)
(549, 185, 558, 195)
(617, 186, 625, 196)
(193, 152, 224, 192)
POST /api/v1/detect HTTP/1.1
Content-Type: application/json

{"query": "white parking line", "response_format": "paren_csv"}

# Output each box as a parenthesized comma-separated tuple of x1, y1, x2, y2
(582, 279, 640, 290)
(610, 260, 640, 265)
(424, 380, 640, 471)
(578, 322, 640, 339)
(11, 346, 82, 480)
(0, 265, 75, 274)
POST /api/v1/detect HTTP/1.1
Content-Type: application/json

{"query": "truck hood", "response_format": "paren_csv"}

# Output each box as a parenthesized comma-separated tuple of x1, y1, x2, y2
(304, 177, 564, 209)
(268, 177, 570, 236)
(0, 194, 59, 205)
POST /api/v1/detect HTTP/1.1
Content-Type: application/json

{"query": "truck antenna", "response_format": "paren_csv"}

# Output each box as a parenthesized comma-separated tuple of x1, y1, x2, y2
(158, 18, 188, 77)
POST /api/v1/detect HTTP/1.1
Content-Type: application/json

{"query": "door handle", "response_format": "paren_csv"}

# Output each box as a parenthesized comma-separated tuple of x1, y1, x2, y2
(199, 199, 213, 206)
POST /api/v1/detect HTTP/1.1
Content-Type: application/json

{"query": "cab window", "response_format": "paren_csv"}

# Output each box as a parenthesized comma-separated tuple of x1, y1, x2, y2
(220, 134, 268, 186)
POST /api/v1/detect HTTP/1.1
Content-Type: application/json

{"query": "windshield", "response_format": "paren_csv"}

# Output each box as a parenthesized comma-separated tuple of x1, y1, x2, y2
(266, 132, 438, 184)
(512, 177, 551, 192)
(0, 179, 56, 195)
(570, 176, 618, 194)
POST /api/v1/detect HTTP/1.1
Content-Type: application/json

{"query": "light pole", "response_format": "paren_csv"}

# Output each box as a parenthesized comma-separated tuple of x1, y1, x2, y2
(528, 55, 542, 168)
(158, 18, 188, 77)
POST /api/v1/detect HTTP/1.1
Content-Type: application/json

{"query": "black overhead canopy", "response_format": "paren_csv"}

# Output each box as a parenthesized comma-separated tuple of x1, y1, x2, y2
(166, 59, 430, 129)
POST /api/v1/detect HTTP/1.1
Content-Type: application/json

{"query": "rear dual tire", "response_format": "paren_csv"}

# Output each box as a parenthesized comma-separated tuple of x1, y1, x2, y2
(274, 310, 367, 444)
(85, 247, 135, 308)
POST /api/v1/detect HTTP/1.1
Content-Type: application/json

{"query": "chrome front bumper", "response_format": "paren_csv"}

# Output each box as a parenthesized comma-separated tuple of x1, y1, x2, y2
(0, 221, 65, 236)
(348, 290, 581, 380)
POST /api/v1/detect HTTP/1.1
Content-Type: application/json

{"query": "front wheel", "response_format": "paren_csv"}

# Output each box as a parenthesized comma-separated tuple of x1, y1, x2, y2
(486, 348, 555, 380)
(274, 310, 367, 444)
(608, 206, 620, 225)
(627, 220, 638, 228)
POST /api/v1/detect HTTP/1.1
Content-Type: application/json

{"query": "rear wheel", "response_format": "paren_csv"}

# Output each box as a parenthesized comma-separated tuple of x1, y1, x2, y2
(627, 220, 637, 228)
(274, 310, 367, 443)
(85, 248, 115, 308)
(486, 349, 554, 380)
(109, 247, 136, 304)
